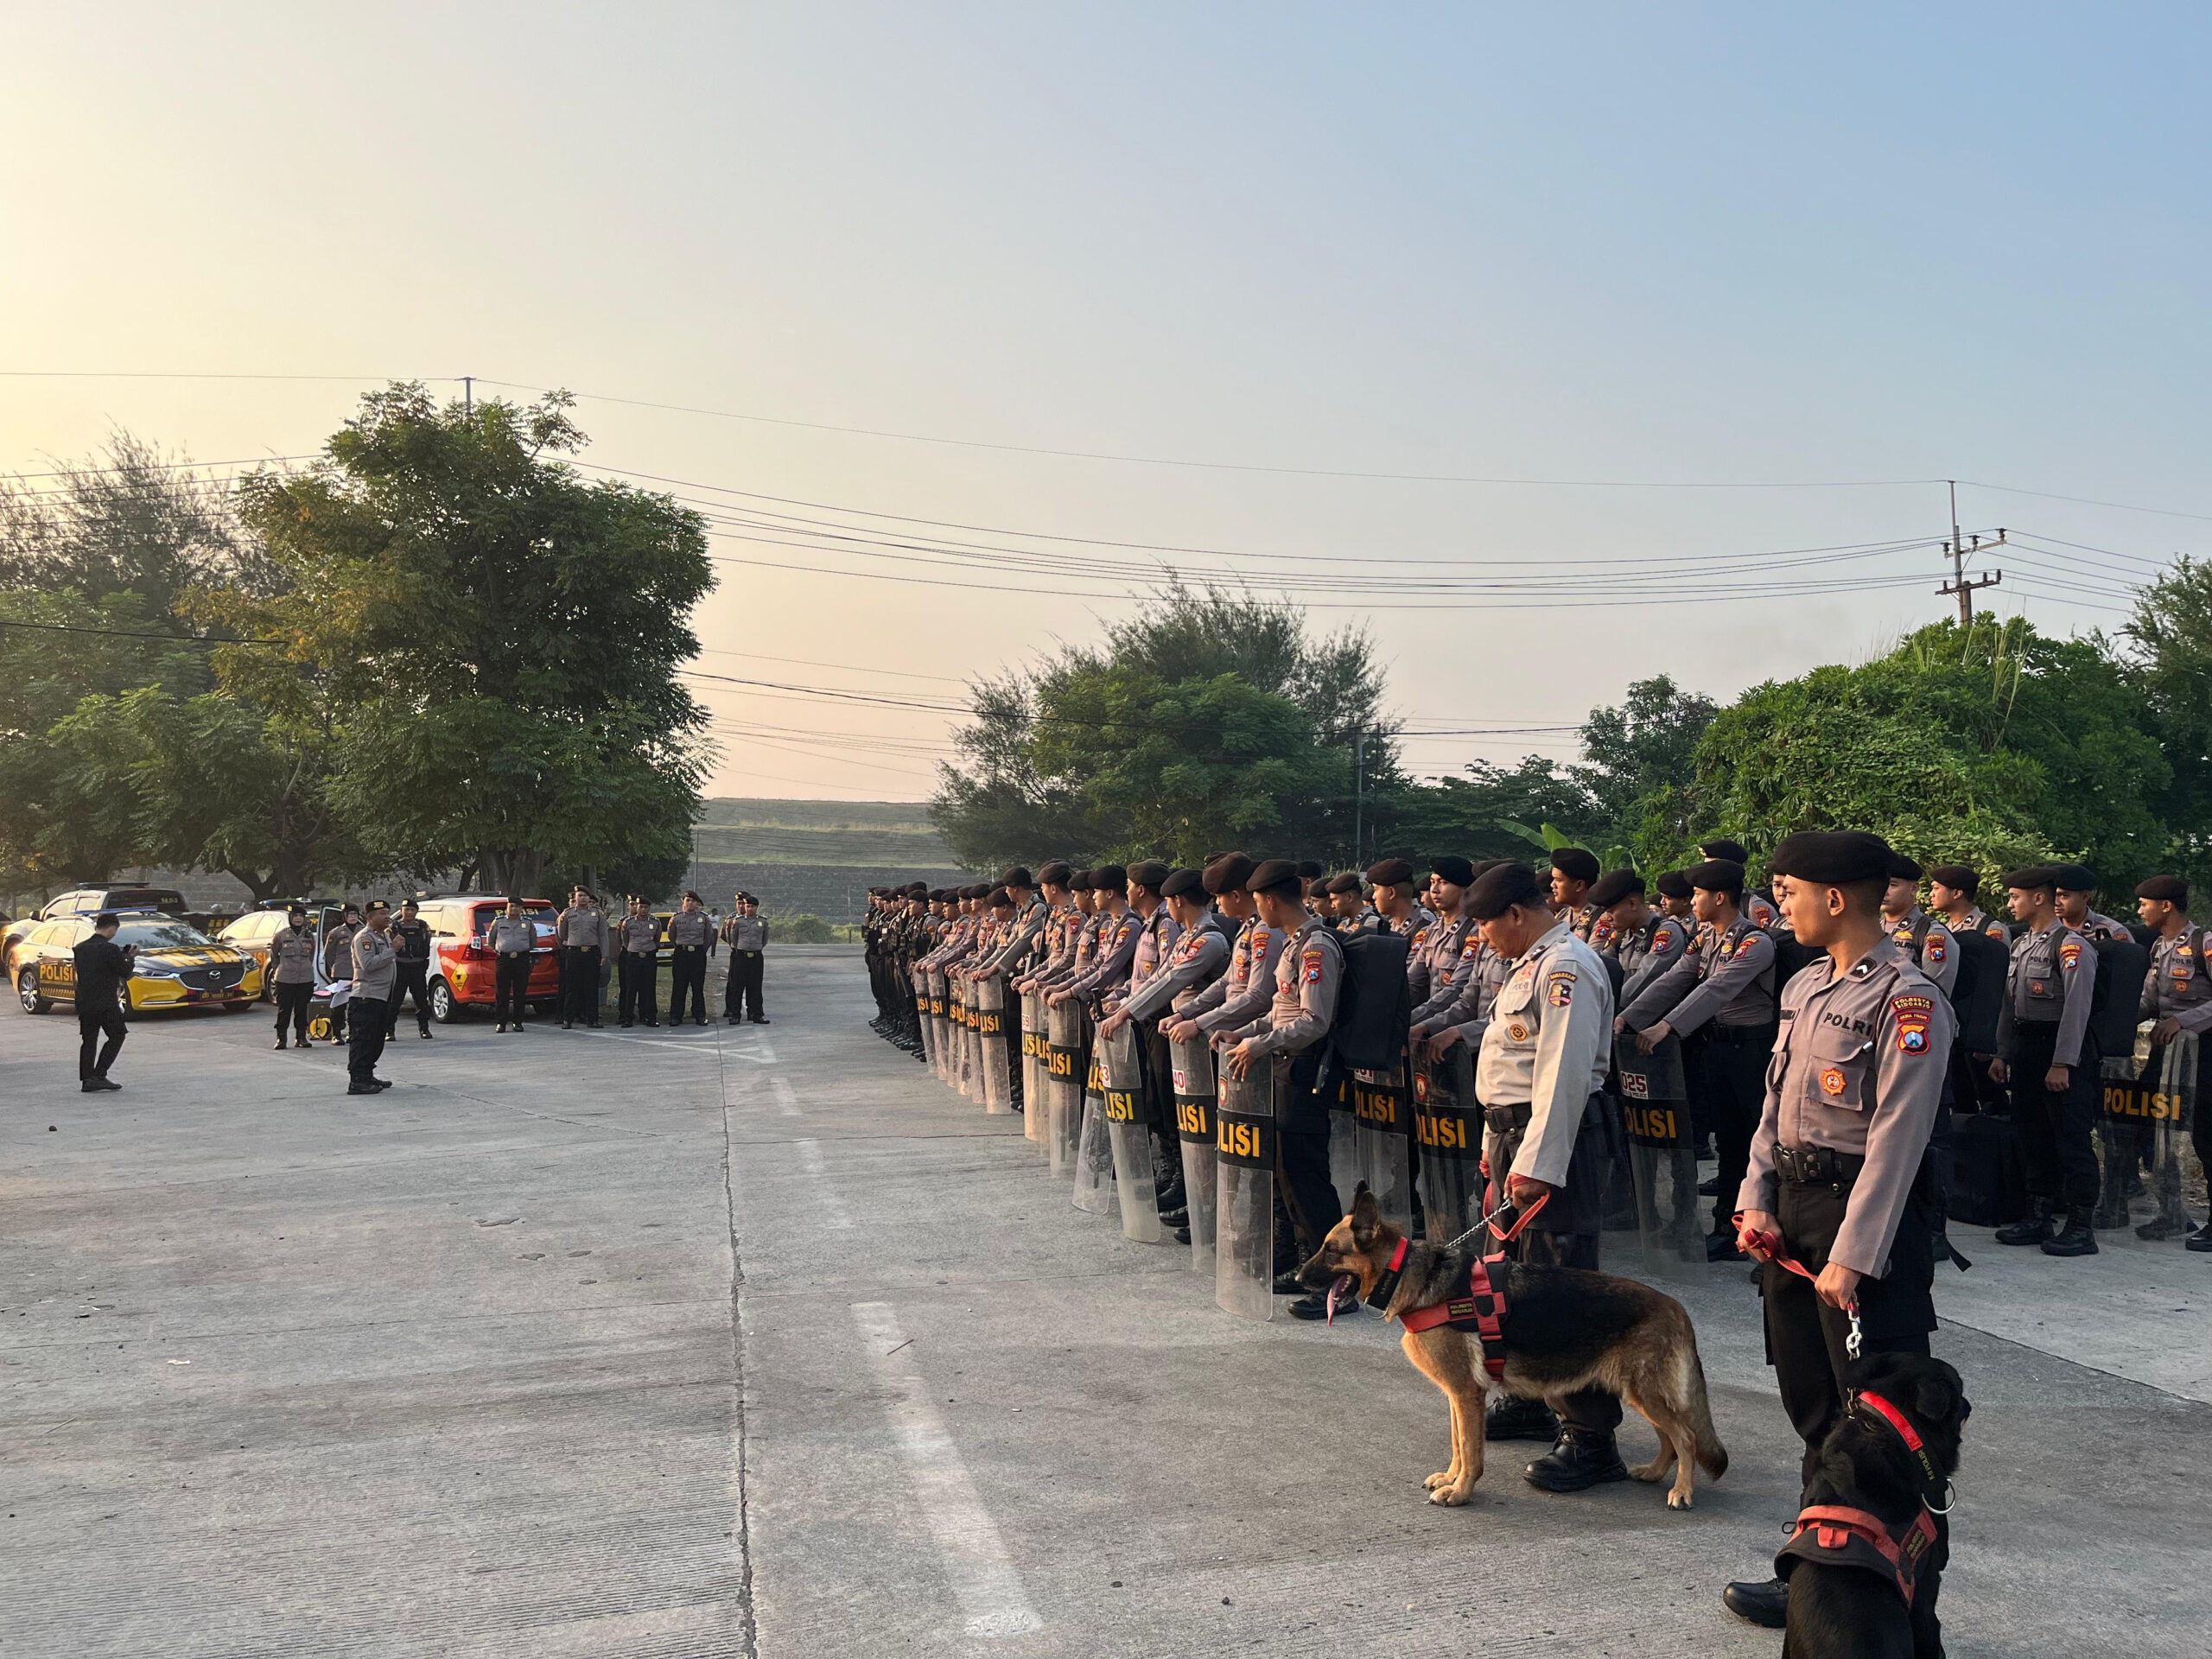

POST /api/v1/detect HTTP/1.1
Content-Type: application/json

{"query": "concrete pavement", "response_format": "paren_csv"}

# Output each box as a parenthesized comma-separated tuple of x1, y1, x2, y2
(3, 945, 2206, 1656)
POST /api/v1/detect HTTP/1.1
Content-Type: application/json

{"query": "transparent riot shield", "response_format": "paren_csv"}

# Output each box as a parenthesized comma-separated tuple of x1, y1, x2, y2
(1020, 990, 1048, 1147)
(1046, 999, 1083, 1177)
(1414, 1043, 1483, 1248)
(1351, 1065, 1415, 1235)
(1072, 1046, 1119, 1216)
(912, 966, 938, 1075)
(925, 969, 948, 1081)
(1099, 1022, 1162, 1241)
(958, 981, 980, 1103)
(1215, 1059, 1277, 1321)
(1170, 1033, 1219, 1277)
(1615, 1033, 1704, 1269)
(1326, 1071, 1360, 1223)
(2096, 1027, 2196, 1242)
(976, 976, 1013, 1116)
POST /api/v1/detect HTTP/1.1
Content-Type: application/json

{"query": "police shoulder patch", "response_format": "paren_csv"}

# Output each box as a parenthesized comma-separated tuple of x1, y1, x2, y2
(1546, 969, 1575, 1007)
(2059, 938, 2082, 970)
(1891, 992, 1936, 1055)
(1302, 945, 1325, 985)
(1925, 933, 1947, 964)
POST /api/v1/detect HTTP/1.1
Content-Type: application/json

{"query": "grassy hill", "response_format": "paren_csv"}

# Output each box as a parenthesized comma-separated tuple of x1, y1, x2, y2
(692, 798, 957, 868)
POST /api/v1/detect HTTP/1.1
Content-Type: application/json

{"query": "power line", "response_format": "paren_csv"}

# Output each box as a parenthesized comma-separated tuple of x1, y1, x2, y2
(0, 618, 281, 645)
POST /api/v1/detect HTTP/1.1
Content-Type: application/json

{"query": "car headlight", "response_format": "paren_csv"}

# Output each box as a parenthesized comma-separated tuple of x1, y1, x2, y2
(136, 963, 180, 978)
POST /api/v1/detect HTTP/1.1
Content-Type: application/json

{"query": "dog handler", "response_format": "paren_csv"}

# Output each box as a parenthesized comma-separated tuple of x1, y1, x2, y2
(1723, 830, 1954, 1632)
(1464, 859, 1626, 1487)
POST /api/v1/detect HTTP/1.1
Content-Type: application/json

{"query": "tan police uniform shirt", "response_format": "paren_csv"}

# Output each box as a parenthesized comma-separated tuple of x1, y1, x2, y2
(1476, 922, 1615, 1188)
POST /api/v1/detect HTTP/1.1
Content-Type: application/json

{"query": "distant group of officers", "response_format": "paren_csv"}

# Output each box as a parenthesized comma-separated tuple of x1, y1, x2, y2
(863, 837, 2209, 1633)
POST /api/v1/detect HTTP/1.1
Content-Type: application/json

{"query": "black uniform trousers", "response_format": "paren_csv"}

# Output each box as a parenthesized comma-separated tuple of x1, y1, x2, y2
(1274, 1047, 1343, 1260)
(667, 944, 708, 1024)
(1692, 1024, 1776, 1236)
(348, 996, 389, 1086)
(2006, 1020, 2100, 1211)
(617, 953, 659, 1026)
(385, 963, 431, 1036)
(728, 950, 765, 1020)
(274, 981, 313, 1044)
(493, 953, 531, 1025)
(561, 946, 601, 1025)
(1490, 1093, 1624, 1438)
(79, 1002, 127, 1081)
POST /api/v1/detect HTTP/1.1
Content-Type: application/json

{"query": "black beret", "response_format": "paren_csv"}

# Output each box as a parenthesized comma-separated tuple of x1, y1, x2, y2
(2137, 874, 2189, 904)
(1769, 831, 1890, 886)
(1127, 860, 1171, 892)
(2052, 862, 2098, 893)
(1160, 868, 1206, 899)
(1683, 858, 1747, 894)
(1365, 857, 1414, 886)
(2004, 864, 2059, 893)
(1071, 869, 1095, 889)
(1203, 853, 1255, 894)
(1550, 846, 1601, 884)
(1430, 855, 1477, 888)
(1465, 860, 1546, 920)
(1037, 861, 1072, 887)
(988, 887, 1012, 907)
(1091, 864, 1128, 892)
(1887, 853, 1923, 881)
(1249, 858, 1304, 897)
(969, 884, 994, 900)
(905, 882, 928, 898)
(1325, 872, 1363, 895)
(1654, 869, 1694, 899)
(1699, 837, 1751, 865)
(1588, 869, 1647, 909)
(1926, 864, 1979, 894)
(1000, 867, 1034, 889)
(1296, 859, 1325, 879)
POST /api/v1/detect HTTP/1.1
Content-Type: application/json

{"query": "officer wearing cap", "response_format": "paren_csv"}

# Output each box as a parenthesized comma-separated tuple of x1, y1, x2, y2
(1012, 863, 1080, 998)
(386, 899, 435, 1039)
(664, 892, 715, 1026)
(486, 898, 537, 1033)
(1927, 865, 2010, 944)
(1106, 867, 1227, 1211)
(1324, 871, 1376, 932)
(1549, 846, 1603, 941)
(1224, 858, 1345, 1318)
(1991, 865, 2100, 1255)
(1407, 855, 1478, 1012)
(614, 897, 664, 1028)
(1653, 868, 1695, 923)
(556, 887, 607, 1030)
(1721, 830, 1954, 1633)
(348, 901, 398, 1094)
(1699, 839, 1777, 930)
(1365, 859, 1434, 940)
(323, 903, 362, 1045)
(1410, 860, 1516, 1062)
(1465, 858, 1626, 1484)
(1054, 865, 1139, 1007)
(1880, 855, 1958, 999)
(1592, 870, 1693, 1007)
(2052, 863, 2134, 944)
(1621, 858, 1779, 1258)
(269, 904, 319, 1051)
(1168, 855, 1274, 1039)
(2136, 874, 2212, 1251)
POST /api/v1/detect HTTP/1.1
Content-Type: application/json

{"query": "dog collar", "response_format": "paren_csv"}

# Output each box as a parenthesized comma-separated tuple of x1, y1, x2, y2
(1364, 1237, 1409, 1309)
(1853, 1389, 1942, 1493)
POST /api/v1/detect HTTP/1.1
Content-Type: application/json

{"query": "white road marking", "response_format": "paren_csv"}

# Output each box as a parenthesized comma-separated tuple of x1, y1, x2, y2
(795, 1139, 851, 1230)
(851, 1303, 1042, 1639)
(560, 1029, 721, 1056)
(770, 1076, 800, 1117)
(724, 1040, 779, 1064)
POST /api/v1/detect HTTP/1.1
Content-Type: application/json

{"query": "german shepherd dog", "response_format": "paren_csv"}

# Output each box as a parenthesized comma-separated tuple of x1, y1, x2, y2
(1298, 1185, 1727, 1510)
(1782, 1353, 1967, 1659)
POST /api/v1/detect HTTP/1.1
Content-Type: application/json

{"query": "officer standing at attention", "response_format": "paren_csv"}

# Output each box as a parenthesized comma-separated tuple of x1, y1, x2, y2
(664, 892, 715, 1027)
(347, 901, 398, 1095)
(73, 911, 135, 1091)
(1720, 831, 1954, 1634)
(486, 898, 537, 1033)
(1699, 839, 1778, 930)
(1170, 855, 1278, 1042)
(1406, 855, 1478, 1012)
(556, 887, 607, 1030)
(1927, 864, 2012, 943)
(1549, 847, 1602, 940)
(724, 893, 771, 1024)
(386, 898, 435, 1039)
(1991, 866, 2099, 1255)
(1463, 860, 1625, 1484)
(269, 904, 318, 1051)
(2053, 864, 2134, 944)
(1880, 855, 1958, 997)
(1365, 858, 1434, 939)
(615, 897, 663, 1027)
(1654, 868, 1696, 924)
(1224, 858, 1346, 1320)
(323, 903, 362, 1046)
(1592, 871, 1693, 1007)
(1620, 858, 1779, 1260)
(1053, 866, 1138, 1007)
(2135, 874, 2212, 1251)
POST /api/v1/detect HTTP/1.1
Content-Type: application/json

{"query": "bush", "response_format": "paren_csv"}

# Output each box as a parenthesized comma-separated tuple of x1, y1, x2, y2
(771, 911, 834, 944)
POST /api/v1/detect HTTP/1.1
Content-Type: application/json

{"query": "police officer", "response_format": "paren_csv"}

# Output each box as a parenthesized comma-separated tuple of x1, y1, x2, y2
(556, 887, 607, 1030)
(1653, 868, 1695, 923)
(1620, 858, 1779, 1258)
(1991, 865, 2099, 1256)
(1721, 830, 1954, 1633)
(385, 898, 435, 1039)
(1406, 856, 1479, 1010)
(1365, 858, 1434, 939)
(73, 911, 134, 1091)
(1224, 858, 1345, 1319)
(1880, 855, 1958, 998)
(1592, 870, 1693, 1007)
(661, 892, 712, 1026)
(1927, 864, 2011, 944)
(1464, 859, 1625, 1486)
(1698, 839, 1778, 930)
(1171, 855, 1279, 1046)
(722, 893, 770, 1024)
(348, 901, 398, 1095)
(1550, 846, 1602, 940)
(1103, 866, 1224, 1205)
(1053, 866, 1138, 1008)
(2053, 863, 2134, 944)
(269, 904, 318, 1050)
(486, 898, 537, 1033)
(323, 903, 361, 1045)
(2135, 874, 2212, 1251)
(614, 897, 663, 1027)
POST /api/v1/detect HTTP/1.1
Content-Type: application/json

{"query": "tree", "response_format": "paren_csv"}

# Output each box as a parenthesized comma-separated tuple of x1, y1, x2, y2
(1376, 754, 1605, 868)
(1572, 675, 1718, 854)
(203, 385, 715, 898)
(2123, 556, 2212, 887)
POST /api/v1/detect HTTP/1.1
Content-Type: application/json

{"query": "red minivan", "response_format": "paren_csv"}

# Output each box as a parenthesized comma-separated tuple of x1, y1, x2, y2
(419, 896, 562, 1022)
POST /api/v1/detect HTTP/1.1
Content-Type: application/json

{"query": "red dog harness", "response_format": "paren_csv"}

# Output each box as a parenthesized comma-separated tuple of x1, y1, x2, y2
(1377, 1196, 1548, 1381)
(1777, 1390, 1943, 1605)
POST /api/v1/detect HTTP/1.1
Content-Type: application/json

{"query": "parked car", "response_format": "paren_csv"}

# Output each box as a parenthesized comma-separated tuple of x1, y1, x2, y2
(40, 887, 188, 920)
(415, 895, 562, 1022)
(16, 912, 262, 1014)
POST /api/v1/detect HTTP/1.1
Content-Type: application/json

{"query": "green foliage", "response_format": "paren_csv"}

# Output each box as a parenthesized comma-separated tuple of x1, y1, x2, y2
(2124, 556, 2212, 889)
(1377, 756, 1603, 867)
(769, 911, 835, 944)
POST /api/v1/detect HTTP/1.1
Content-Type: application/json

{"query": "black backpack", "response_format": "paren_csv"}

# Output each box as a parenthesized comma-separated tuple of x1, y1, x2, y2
(2089, 933, 2150, 1060)
(1949, 929, 2008, 1057)
(1329, 929, 1413, 1073)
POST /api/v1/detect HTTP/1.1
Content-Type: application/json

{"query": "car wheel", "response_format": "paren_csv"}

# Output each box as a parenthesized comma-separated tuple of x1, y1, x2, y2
(429, 977, 457, 1024)
(221, 998, 253, 1014)
(18, 969, 50, 1015)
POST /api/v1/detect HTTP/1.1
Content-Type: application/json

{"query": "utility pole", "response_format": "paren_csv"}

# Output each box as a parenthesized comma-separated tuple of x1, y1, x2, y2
(462, 376, 474, 416)
(1937, 480, 2006, 623)
(1351, 728, 1365, 867)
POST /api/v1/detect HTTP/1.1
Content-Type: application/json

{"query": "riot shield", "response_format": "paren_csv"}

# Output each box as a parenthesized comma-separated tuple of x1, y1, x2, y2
(1071, 1046, 1119, 1216)
(1020, 990, 1048, 1147)
(1170, 1032, 1219, 1277)
(958, 981, 981, 1103)
(2096, 1027, 2196, 1242)
(1615, 1032, 1705, 1269)
(931, 969, 954, 1085)
(912, 966, 938, 1075)
(1351, 1065, 1415, 1234)
(1327, 1071, 1360, 1224)
(1099, 1022, 1163, 1241)
(1214, 1059, 1276, 1321)
(1046, 999, 1083, 1177)
(1414, 1043, 1483, 1248)
(976, 976, 1013, 1115)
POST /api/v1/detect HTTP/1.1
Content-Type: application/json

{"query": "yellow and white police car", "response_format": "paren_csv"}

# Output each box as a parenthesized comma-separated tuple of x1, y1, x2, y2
(15, 912, 263, 1015)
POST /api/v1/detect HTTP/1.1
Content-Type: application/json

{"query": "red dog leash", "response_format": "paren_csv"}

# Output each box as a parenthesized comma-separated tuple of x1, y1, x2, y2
(1733, 1211, 1864, 1360)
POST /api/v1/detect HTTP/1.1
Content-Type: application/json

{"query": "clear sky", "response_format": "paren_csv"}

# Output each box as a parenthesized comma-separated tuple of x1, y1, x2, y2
(4, 4, 2206, 801)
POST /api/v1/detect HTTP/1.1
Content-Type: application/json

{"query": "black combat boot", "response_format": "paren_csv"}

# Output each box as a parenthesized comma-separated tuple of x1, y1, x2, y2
(1722, 1576, 1789, 1629)
(2187, 1221, 2212, 1252)
(1993, 1198, 2055, 1246)
(2041, 1211, 2099, 1255)
(1523, 1427, 1629, 1491)
(1485, 1395, 1559, 1441)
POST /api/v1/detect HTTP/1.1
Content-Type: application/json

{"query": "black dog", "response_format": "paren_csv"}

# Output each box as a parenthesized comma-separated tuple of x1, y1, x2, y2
(1781, 1352, 1969, 1658)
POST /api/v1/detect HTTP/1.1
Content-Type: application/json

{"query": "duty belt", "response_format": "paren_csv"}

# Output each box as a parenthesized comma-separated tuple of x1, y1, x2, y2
(1483, 1102, 1533, 1134)
(1776, 1145, 1865, 1188)
(1705, 1022, 1778, 1047)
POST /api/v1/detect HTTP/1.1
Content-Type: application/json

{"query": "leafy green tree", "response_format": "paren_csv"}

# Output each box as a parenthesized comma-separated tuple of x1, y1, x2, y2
(2123, 556, 2212, 888)
(1376, 754, 1604, 868)
(1573, 675, 1718, 853)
